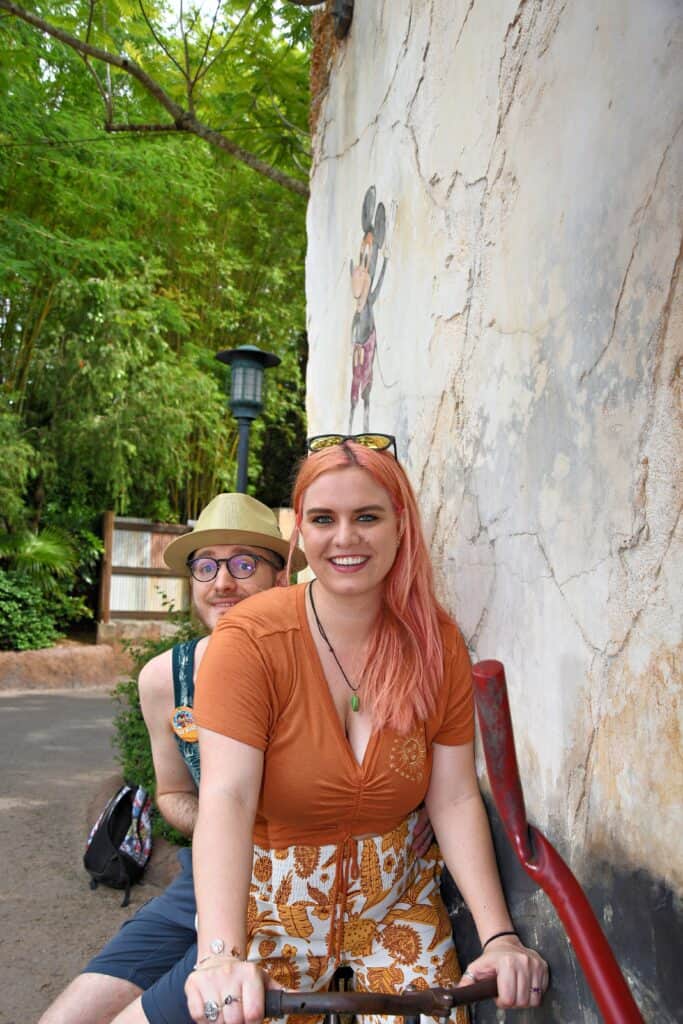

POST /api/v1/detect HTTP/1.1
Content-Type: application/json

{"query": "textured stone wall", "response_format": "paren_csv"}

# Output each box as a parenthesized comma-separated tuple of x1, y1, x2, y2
(306, 1, 682, 1019)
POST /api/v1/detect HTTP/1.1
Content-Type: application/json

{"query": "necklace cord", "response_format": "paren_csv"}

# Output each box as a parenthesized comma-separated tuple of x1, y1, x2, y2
(308, 580, 360, 696)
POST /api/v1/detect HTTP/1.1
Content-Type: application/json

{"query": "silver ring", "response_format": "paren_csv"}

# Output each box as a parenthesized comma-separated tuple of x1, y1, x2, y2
(224, 995, 242, 1006)
(204, 1000, 220, 1022)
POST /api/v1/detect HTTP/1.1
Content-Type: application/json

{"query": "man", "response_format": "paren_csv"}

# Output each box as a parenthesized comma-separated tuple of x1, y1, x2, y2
(41, 492, 432, 1024)
(40, 494, 304, 1024)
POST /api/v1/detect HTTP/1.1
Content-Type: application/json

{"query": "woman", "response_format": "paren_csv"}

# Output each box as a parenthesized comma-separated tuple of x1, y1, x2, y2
(186, 436, 548, 1024)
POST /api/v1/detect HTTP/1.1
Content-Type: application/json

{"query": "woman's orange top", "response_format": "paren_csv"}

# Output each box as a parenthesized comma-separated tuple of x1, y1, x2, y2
(194, 583, 474, 849)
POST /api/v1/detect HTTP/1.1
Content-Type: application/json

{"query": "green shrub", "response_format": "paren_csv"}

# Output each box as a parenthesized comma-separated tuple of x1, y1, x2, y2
(0, 528, 93, 649)
(112, 607, 204, 845)
(50, 588, 92, 632)
(0, 569, 61, 650)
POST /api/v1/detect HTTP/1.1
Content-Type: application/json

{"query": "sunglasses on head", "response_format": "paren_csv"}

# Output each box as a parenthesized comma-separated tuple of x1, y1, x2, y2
(307, 433, 398, 459)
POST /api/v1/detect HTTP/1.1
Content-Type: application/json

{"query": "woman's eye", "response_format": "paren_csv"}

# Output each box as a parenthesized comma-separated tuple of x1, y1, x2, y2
(357, 514, 377, 523)
(311, 514, 333, 525)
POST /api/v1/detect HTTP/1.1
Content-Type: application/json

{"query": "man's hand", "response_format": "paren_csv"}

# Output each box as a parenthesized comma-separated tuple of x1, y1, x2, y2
(411, 804, 435, 858)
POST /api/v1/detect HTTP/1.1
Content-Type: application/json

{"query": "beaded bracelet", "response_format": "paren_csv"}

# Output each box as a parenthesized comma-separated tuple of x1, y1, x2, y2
(481, 929, 518, 952)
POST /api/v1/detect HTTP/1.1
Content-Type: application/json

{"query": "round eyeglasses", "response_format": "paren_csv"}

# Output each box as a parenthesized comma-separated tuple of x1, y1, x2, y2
(186, 553, 283, 583)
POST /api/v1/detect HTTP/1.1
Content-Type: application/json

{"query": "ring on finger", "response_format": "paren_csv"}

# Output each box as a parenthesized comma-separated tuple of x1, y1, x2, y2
(531, 986, 542, 994)
(224, 995, 242, 1006)
(204, 1000, 220, 1022)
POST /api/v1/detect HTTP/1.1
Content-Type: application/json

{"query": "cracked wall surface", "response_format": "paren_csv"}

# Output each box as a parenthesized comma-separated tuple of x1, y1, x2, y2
(306, 1, 682, 1018)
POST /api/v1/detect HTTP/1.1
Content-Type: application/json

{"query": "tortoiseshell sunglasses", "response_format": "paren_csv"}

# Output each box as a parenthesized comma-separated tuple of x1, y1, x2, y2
(306, 433, 398, 459)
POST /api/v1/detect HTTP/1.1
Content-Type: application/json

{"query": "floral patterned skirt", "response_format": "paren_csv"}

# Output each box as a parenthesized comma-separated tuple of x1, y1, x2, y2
(246, 811, 467, 1024)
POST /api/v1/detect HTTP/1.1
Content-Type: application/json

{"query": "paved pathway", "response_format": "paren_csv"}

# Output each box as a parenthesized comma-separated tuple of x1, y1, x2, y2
(0, 689, 151, 1023)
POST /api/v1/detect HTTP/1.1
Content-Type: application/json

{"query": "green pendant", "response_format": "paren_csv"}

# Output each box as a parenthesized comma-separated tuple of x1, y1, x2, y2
(350, 693, 360, 712)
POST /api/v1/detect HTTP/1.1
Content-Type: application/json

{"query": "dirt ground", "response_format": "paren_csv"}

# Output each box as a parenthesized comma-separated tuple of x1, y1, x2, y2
(0, 688, 178, 1024)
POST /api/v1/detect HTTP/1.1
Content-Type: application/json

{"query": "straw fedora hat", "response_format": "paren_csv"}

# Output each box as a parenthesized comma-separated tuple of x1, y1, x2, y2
(163, 493, 307, 574)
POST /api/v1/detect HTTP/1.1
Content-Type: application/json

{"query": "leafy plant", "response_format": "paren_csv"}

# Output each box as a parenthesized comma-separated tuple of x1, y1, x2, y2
(0, 527, 92, 648)
(0, 569, 60, 650)
(0, 526, 76, 581)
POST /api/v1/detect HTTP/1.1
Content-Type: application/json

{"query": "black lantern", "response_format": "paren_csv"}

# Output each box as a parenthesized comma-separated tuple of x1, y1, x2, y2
(216, 345, 281, 493)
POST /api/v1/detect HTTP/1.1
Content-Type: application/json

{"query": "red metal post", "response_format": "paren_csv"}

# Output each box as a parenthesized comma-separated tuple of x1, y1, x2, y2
(472, 659, 643, 1024)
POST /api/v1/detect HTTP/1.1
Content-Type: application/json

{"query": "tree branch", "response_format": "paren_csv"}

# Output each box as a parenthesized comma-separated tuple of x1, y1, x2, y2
(191, 0, 225, 87)
(106, 122, 179, 134)
(178, 0, 195, 112)
(79, 0, 113, 120)
(81, 54, 113, 123)
(194, 0, 254, 88)
(137, 0, 186, 81)
(84, 0, 95, 44)
(267, 83, 311, 141)
(0, 0, 309, 197)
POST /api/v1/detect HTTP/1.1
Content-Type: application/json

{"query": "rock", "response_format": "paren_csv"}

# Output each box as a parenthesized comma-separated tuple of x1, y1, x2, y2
(0, 641, 132, 692)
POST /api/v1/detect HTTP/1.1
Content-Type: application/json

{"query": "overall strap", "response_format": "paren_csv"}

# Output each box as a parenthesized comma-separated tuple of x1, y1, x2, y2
(172, 638, 202, 708)
(171, 638, 203, 786)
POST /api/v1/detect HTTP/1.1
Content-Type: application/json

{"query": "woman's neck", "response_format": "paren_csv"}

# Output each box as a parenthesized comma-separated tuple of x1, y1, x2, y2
(308, 579, 381, 647)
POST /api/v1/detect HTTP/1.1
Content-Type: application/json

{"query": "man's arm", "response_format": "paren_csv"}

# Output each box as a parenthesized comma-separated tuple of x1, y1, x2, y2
(138, 647, 199, 837)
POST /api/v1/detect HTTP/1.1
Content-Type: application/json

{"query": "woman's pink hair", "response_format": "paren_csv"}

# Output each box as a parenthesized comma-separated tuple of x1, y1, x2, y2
(287, 442, 450, 734)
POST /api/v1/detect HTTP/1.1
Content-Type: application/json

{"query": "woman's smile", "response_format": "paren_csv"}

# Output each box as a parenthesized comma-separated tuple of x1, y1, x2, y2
(300, 466, 399, 597)
(329, 554, 370, 571)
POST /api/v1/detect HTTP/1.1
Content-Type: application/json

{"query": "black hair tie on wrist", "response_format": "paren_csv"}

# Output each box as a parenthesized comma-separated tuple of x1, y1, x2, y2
(481, 929, 518, 952)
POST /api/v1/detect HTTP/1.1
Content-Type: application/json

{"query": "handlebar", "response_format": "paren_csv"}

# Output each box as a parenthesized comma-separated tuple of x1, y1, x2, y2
(264, 979, 498, 1018)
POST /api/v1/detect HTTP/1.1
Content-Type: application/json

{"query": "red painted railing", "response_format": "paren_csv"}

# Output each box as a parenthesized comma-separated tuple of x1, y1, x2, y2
(472, 659, 644, 1024)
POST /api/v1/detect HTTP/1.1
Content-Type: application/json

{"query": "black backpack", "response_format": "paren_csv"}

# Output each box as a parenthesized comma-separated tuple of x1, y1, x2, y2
(84, 783, 153, 907)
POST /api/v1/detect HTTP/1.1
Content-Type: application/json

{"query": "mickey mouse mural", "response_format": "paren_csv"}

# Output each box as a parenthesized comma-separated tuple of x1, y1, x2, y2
(349, 186, 388, 432)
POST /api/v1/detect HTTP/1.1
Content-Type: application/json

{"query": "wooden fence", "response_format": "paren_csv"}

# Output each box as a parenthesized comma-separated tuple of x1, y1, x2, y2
(98, 507, 302, 624)
(98, 512, 191, 623)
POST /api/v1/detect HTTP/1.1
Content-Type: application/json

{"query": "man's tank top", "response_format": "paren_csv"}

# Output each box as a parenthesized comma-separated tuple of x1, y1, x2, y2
(171, 638, 202, 786)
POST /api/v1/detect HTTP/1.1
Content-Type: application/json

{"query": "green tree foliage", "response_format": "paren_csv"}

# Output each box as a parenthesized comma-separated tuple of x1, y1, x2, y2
(0, 407, 35, 530)
(0, 0, 311, 194)
(0, 2, 310, 645)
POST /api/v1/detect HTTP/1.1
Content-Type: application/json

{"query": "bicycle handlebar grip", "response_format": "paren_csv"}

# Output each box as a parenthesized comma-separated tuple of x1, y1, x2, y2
(264, 979, 497, 1018)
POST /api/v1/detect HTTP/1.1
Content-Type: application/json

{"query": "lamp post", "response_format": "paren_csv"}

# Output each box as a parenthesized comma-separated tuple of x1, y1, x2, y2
(216, 345, 281, 493)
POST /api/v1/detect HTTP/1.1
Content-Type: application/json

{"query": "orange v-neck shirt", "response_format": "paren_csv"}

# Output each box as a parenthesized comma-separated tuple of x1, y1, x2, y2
(194, 583, 474, 848)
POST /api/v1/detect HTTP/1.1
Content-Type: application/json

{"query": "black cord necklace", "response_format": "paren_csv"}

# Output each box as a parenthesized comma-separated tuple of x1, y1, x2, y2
(309, 579, 361, 712)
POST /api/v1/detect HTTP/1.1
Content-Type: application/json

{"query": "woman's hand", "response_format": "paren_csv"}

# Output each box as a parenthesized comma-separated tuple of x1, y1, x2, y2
(185, 957, 279, 1024)
(410, 804, 435, 858)
(458, 934, 549, 1010)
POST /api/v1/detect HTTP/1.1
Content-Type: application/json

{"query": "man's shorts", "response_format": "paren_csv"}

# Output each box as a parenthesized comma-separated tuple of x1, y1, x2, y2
(84, 847, 197, 1023)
